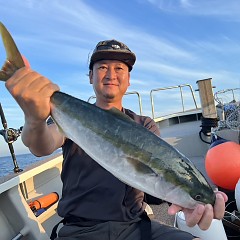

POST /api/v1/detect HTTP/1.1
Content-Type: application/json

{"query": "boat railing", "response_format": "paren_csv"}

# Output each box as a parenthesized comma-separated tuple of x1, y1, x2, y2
(150, 84, 199, 120)
(214, 87, 240, 105)
(87, 84, 200, 120)
(88, 91, 143, 115)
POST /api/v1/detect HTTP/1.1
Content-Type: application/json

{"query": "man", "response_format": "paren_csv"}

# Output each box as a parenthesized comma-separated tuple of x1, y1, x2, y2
(6, 39, 227, 240)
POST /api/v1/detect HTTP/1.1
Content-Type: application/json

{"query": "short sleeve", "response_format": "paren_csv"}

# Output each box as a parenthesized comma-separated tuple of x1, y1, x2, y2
(142, 117, 160, 137)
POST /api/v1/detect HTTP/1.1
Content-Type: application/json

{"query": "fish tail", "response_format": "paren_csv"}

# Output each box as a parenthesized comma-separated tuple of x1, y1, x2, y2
(0, 22, 25, 82)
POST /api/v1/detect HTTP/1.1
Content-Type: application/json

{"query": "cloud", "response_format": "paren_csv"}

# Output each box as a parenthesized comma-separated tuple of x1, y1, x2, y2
(146, 0, 240, 20)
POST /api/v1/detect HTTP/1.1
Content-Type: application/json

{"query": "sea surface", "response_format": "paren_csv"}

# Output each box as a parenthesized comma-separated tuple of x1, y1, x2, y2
(0, 149, 62, 177)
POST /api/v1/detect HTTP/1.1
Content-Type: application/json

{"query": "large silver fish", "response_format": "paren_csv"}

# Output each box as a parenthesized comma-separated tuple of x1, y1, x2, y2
(0, 22, 215, 209)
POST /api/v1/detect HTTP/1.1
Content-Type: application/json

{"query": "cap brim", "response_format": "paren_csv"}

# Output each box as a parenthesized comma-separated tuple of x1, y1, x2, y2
(90, 50, 136, 70)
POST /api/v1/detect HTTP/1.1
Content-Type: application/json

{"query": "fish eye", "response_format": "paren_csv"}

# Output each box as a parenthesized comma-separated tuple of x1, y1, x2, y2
(194, 194, 202, 201)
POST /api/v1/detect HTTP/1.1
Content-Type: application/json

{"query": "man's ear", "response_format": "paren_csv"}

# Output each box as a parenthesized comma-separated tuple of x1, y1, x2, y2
(89, 70, 93, 84)
(128, 72, 130, 86)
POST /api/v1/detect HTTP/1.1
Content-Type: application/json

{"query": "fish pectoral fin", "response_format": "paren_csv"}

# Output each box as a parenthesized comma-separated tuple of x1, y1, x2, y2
(126, 156, 158, 176)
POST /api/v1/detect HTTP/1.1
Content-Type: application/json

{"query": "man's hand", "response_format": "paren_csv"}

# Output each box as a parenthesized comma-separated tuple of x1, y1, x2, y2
(5, 66, 59, 125)
(168, 191, 227, 230)
(4, 57, 64, 156)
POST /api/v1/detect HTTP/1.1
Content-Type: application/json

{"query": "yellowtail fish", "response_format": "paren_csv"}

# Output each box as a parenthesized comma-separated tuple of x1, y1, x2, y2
(0, 22, 215, 209)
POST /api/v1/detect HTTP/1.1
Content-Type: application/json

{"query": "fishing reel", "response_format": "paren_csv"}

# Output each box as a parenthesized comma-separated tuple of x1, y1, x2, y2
(0, 102, 23, 173)
(0, 126, 22, 143)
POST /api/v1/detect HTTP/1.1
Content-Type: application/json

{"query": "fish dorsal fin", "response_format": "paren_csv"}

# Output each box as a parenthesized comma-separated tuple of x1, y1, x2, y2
(108, 107, 134, 122)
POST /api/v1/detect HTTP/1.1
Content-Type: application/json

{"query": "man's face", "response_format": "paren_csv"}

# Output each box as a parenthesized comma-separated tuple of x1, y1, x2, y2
(89, 60, 130, 103)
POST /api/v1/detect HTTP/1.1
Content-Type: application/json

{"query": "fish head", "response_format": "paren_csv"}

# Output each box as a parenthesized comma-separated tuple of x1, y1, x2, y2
(188, 187, 216, 207)
(186, 174, 216, 206)
(155, 152, 216, 209)
(155, 173, 216, 209)
(171, 157, 216, 207)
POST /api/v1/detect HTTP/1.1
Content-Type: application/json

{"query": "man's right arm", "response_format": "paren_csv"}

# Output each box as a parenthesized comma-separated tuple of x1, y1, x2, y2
(5, 66, 62, 157)
(21, 120, 65, 156)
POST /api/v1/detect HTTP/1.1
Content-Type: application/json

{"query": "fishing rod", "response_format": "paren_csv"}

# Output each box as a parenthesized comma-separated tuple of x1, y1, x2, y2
(0, 102, 23, 173)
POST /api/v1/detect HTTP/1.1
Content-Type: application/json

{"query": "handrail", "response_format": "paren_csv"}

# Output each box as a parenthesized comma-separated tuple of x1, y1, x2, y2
(214, 88, 240, 105)
(150, 84, 198, 119)
(87, 91, 143, 115)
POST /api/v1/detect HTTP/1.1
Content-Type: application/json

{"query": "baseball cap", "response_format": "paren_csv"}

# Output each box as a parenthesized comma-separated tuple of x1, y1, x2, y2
(89, 39, 136, 71)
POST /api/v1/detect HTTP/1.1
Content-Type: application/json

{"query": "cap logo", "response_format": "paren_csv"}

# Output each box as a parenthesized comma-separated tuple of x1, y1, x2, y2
(112, 44, 120, 49)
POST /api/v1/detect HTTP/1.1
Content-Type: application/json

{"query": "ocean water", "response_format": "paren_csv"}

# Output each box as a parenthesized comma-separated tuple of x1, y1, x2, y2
(0, 150, 62, 177)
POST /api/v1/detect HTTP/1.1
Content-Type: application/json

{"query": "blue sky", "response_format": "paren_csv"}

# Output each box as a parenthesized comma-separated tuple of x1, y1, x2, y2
(0, 0, 239, 157)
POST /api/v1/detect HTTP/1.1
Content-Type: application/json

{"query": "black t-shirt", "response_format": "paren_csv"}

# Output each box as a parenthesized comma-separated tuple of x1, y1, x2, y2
(57, 108, 160, 221)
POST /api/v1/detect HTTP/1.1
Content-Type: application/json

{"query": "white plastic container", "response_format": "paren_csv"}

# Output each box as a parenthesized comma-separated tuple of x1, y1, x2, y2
(235, 178, 240, 212)
(175, 211, 227, 240)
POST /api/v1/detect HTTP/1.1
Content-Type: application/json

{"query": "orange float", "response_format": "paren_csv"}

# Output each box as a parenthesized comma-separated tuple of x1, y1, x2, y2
(205, 140, 240, 190)
(29, 192, 59, 211)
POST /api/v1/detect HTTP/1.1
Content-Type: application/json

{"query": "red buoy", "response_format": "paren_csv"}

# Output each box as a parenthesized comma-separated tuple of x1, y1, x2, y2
(205, 141, 240, 190)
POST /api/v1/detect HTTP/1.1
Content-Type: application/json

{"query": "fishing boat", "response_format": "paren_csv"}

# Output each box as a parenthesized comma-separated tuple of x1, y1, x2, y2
(0, 78, 239, 240)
